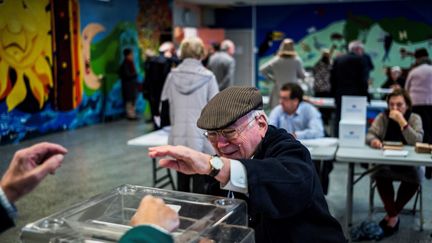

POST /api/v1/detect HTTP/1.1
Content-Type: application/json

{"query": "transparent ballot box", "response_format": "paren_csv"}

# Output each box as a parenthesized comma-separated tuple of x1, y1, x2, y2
(20, 184, 254, 243)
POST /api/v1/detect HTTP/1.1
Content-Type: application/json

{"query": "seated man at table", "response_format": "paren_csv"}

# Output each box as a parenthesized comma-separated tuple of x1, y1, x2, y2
(366, 89, 423, 237)
(148, 87, 346, 243)
(268, 83, 333, 194)
(268, 83, 324, 139)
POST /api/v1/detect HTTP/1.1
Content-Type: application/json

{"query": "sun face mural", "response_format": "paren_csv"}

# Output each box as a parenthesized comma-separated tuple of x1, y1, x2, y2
(0, 0, 52, 112)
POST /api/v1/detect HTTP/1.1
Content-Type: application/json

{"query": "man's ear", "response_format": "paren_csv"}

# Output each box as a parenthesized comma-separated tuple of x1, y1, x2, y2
(257, 116, 268, 129)
(258, 119, 268, 138)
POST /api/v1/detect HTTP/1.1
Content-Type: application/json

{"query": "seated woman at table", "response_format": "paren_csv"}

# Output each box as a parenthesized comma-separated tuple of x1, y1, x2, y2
(366, 89, 424, 236)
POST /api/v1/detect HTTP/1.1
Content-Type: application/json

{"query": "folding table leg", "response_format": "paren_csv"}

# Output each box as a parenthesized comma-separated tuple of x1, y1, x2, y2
(152, 158, 157, 188)
(166, 169, 176, 190)
(346, 163, 354, 229)
(152, 158, 176, 190)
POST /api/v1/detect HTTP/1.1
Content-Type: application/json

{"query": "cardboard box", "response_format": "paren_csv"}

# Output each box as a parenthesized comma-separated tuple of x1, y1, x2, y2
(339, 119, 366, 147)
(415, 142, 432, 153)
(341, 96, 367, 121)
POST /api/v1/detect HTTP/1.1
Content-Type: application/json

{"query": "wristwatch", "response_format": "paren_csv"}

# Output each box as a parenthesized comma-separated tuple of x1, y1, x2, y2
(208, 155, 224, 177)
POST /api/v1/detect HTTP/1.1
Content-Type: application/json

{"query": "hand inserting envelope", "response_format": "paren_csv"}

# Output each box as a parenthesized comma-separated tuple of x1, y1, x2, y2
(167, 204, 182, 213)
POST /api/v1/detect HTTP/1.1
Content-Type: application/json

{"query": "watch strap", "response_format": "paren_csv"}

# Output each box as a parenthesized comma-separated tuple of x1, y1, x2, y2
(209, 167, 220, 177)
(208, 155, 222, 177)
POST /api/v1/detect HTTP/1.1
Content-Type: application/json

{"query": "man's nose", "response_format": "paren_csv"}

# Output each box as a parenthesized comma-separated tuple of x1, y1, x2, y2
(216, 136, 230, 147)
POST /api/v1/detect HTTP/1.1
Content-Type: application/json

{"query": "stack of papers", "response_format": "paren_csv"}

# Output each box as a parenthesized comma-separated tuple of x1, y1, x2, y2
(383, 150, 409, 157)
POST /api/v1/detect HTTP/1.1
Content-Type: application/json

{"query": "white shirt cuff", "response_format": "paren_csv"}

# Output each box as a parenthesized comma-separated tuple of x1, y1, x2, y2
(221, 159, 248, 194)
(0, 187, 17, 220)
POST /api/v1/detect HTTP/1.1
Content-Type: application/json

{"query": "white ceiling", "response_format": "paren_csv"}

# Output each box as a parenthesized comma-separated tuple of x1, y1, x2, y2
(179, 0, 393, 6)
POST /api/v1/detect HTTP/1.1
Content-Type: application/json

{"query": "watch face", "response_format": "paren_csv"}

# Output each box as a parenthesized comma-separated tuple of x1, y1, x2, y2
(211, 156, 224, 170)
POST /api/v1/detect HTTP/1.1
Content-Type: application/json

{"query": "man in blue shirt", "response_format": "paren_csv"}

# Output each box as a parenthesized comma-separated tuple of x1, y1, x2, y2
(269, 83, 324, 139)
(268, 83, 333, 194)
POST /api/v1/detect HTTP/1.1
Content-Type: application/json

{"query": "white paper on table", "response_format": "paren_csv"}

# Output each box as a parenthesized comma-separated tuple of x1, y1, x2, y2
(299, 137, 338, 147)
(383, 149, 409, 157)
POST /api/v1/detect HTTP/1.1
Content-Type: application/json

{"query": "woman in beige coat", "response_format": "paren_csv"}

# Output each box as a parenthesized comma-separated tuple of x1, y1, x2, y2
(161, 37, 219, 193)
(259, 38, 306, 108)
(366, 89, 423, 237)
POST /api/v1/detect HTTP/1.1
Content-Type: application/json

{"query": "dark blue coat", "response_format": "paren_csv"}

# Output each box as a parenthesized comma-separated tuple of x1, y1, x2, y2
(239, 126, 346, 243)
(0, 203, 15, 234)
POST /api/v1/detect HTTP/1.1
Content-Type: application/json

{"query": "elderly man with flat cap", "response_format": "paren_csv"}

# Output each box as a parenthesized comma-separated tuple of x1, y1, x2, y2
(149, 87, 346, 243)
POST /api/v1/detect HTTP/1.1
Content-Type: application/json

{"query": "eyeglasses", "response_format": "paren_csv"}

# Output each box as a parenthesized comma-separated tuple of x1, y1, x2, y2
(204, 117, 257, 142)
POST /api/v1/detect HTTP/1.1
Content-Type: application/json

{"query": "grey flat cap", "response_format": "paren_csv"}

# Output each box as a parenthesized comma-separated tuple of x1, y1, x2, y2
(197, 86, 263, 130)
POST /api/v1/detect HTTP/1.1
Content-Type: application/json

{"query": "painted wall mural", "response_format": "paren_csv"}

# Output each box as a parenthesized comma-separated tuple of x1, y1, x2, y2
(0, 0, 52, 112)
(82, 23, 105, 91)
(51, 0, 83, 111)
(0, 0, 172, 144)
(88, 21, 144, 118)
(256, 2, 432, 94)
(137, 0, 172, 52)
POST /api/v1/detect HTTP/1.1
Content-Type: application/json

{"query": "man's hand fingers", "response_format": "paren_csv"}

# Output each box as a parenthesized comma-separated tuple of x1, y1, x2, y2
(149, 146, 186, 161)
(159, 159, 196, 175)
(29, 143, 67, 165)
(159, 159, 180, 171)
(148, 146, 172, 158)
(32, 154, 64, 179)
(31, 142, 68, 156)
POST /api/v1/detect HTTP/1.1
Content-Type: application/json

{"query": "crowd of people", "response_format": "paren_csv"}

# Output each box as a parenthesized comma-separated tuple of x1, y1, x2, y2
(259, 38, 432, 239)
(2, 36, 431, 243)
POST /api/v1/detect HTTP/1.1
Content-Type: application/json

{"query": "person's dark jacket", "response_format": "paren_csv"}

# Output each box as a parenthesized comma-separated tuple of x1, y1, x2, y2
(238, 126, 346, 243)
(330, 52, 369, 100)
(119, 59, 138, 102)
(143, 54, 179, 118)
(0, 204, 15, 233)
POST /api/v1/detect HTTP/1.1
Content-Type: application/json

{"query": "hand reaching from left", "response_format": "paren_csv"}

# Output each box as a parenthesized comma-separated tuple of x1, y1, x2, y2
(0, 142, 67, 203)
